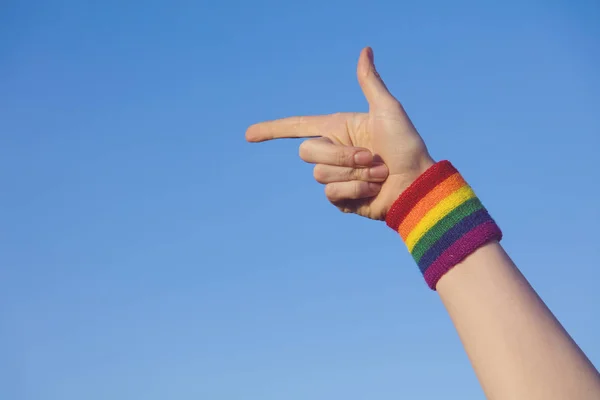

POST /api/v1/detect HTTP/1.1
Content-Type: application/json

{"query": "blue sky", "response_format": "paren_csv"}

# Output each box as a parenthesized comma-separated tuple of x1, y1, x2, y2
(1, 1, 599, 399)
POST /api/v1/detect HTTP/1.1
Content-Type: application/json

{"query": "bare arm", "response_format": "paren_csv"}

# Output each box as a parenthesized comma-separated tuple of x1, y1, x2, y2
(437, 242, 600, 399)
(246, 46, 600, 399)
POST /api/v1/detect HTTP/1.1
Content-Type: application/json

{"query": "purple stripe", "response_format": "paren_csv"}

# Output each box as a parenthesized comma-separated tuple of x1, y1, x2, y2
(423, 221, 502, 290)
(418, 209, 492, 273)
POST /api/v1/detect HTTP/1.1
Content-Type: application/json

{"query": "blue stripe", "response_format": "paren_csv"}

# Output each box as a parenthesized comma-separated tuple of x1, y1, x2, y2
(417, 209, 493, 273)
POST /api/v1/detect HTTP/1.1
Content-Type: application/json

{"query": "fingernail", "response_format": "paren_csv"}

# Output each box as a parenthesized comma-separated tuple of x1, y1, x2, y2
(366, 47, 374, 64)
(354, 151, 372, 166)
(369, 164, 388, 179)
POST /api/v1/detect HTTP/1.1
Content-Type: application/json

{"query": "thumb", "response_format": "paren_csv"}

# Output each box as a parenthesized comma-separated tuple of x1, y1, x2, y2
(357, 47, 399, 110)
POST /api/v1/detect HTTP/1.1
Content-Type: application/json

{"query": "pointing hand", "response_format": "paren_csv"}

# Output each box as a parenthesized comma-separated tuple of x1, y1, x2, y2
(246, 47, 435, 220)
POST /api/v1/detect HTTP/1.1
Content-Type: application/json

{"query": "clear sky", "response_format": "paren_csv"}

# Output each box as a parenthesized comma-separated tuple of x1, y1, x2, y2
(1, 1, 599, 399)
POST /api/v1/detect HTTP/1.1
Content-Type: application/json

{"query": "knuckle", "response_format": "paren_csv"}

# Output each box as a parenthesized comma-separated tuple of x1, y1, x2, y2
(353, 182, 362, 198)
(345, 168, 359, 181)
(336, 149, 353, 166)
(352, 168, 366, 181)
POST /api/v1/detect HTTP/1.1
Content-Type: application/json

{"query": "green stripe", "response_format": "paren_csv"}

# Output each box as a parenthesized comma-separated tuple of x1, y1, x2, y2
(412, 197, 484, 263)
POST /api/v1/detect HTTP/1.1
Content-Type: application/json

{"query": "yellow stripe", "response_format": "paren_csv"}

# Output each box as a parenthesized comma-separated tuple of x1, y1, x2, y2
(405, 185, 476, 251)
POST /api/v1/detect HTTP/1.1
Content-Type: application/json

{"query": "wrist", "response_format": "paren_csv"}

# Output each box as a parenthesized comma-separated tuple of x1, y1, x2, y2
(385, 160, 502, 289)
(381, 155, 436, 219)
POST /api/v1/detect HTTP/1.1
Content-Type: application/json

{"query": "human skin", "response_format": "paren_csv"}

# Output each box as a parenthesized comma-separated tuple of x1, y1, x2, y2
(245, 47, 600, 399)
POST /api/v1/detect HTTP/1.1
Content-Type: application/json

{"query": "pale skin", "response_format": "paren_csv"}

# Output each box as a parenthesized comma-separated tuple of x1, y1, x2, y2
(246, 47, 600, 399)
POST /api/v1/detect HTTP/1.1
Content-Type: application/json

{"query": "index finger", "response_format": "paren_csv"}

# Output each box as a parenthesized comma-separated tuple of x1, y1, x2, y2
(245, 115, 336, 143)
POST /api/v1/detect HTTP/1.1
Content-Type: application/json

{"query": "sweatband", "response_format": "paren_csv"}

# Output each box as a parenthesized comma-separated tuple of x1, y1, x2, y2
(386, 160, 502, 290)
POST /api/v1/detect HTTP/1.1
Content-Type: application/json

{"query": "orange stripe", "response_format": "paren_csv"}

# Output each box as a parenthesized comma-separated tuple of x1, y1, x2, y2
(398, 173, 467, 239)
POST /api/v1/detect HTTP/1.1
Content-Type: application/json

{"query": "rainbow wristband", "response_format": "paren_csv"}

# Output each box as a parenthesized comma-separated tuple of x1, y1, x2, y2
(386, 160, 502, 290)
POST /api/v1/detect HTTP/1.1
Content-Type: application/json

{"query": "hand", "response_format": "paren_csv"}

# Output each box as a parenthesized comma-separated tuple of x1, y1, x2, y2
(246, 47, 435, 221)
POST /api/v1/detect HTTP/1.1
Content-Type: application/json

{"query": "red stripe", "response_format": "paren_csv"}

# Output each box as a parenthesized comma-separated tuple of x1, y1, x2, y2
(385, 161, 458, 231)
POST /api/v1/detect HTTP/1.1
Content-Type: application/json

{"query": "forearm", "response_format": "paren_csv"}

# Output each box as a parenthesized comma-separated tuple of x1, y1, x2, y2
(385, 159, 600, 399)
(436, 241, 600, 399)
(248, 47, 600, 399)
